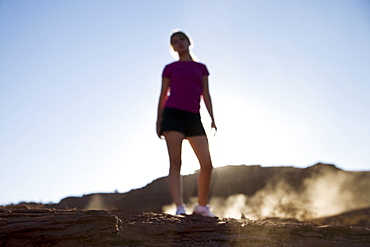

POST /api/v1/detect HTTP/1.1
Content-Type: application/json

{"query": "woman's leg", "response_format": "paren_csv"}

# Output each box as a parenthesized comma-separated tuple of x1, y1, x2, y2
(187, 135, 213, 206)
(163, 131, 186, 206)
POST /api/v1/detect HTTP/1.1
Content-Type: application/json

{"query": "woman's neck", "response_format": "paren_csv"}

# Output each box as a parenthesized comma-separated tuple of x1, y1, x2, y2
(178, 52, 193, 61)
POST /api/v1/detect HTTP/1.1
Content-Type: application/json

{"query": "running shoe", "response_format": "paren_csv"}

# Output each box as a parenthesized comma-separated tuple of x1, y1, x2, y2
(193, 205, 215, 217)
(176, 205, 186, 215)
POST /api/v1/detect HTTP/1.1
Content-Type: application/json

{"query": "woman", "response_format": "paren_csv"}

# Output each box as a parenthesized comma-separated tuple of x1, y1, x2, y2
(156, 31, 217, 217)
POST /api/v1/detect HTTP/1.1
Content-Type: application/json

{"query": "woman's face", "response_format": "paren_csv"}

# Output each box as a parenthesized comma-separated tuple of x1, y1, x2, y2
(171, 34, 190, 54)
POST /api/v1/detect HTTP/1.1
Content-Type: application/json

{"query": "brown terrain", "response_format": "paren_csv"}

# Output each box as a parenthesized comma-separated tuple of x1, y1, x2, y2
(1, 163, 369, 246)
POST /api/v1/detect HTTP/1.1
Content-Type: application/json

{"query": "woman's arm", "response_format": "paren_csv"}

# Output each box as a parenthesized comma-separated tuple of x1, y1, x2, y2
(202, 75, 217, 131)
(156, 77, 170, 138)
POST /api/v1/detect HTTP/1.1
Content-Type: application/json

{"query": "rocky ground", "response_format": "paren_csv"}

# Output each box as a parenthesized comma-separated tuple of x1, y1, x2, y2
(0, 207, 369, 247)
(1, 164, 369, 246)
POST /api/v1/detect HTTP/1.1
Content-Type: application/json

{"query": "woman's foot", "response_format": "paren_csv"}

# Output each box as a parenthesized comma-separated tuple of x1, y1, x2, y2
(176, 205, 186, 215)
(193, 205, 215, 217)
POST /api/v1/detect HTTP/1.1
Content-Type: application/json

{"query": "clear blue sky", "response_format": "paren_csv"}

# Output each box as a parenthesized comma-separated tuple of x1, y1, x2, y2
(1, 0, 369, 205)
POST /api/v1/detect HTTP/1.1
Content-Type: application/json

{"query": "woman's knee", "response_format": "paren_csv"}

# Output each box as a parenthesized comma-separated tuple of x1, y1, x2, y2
(169, 154, 181, 165)
(200, 161, 213, 173)
(169, 160, 182, 174)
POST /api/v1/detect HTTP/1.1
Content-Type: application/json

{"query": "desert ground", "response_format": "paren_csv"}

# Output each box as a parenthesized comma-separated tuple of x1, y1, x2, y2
(1, 164, 369, 246)
(0, 206, 369, 246)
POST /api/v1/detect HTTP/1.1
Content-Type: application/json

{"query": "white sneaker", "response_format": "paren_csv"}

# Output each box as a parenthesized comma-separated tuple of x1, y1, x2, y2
(176, 205, 186, 215)
(193, 205, 215, 217)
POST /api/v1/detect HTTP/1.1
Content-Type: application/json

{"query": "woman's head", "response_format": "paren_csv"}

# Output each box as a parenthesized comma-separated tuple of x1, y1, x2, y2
(170, 31, 191, 48)
(169, 30, 196, 60)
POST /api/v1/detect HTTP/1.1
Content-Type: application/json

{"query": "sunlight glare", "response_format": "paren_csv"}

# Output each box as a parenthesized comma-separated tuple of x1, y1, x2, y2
(206, 90, 306, 168)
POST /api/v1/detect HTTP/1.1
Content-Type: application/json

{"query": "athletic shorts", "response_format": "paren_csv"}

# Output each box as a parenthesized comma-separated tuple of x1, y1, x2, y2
(161, 108, 206, 137)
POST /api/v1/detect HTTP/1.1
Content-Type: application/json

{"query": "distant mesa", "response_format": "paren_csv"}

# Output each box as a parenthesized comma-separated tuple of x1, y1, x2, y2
(5, 163, 370, 223)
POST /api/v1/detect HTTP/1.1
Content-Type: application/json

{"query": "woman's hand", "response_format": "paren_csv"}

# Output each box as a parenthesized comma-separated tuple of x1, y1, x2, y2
(211, 121, 217, 136)
(156, 121, 163, 139)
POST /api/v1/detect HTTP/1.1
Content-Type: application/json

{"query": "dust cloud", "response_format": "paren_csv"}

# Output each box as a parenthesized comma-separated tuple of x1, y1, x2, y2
(84, 194, 109, 211)
(163, 167, 370, 220)
(216, 168, 369, 220)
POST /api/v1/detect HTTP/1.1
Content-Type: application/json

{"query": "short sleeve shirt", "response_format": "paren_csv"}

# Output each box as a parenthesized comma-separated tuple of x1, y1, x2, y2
(162, 61, 209, 113)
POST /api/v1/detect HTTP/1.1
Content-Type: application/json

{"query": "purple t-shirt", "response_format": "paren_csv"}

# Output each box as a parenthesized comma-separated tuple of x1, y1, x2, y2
(162, 61, 209, 113)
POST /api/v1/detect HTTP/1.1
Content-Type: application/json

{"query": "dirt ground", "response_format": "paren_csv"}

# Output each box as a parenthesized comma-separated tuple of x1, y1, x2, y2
(0, 208, 369, 247)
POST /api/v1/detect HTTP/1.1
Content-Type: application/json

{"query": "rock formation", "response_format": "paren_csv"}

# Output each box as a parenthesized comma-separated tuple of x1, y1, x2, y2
(46, 163, 370, 220)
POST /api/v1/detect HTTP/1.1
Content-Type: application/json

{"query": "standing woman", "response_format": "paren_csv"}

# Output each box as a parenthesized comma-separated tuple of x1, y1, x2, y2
(156, 31, 217, 217)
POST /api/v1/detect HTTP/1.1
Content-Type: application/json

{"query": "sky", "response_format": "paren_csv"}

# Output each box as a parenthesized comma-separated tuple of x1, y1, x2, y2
(1, 0, 369, 205)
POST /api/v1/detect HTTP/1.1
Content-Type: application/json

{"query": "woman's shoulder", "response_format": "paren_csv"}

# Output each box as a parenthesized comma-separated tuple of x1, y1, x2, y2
(194, 61, 208, 70)
(162, 61, 178, 70)
(192, 60, 207, 66)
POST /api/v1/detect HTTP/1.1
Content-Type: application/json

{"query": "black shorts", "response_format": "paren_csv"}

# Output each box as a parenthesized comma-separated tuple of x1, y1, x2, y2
(161, 108, 206, 137)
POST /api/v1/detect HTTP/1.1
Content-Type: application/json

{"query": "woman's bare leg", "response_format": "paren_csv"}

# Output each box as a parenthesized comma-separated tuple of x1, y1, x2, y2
(163, 131, 186, 206)
(187, 135, 213, 206)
